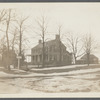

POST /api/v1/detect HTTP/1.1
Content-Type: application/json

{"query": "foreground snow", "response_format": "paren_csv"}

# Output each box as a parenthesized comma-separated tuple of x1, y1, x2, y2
(27, 76, 100, 92)
(0, 73, 100, 93)
(0, 80, 36, 94)
(0, 64, 100, 93)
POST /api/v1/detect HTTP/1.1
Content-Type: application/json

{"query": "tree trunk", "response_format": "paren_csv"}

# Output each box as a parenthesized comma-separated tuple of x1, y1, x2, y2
(42, 32, 45, 67)
(74, 56, 76, 65)
(6, 22, 10, 70)
(42, 42, 45, 67)
(18, 26, 22, 69)
(87, 53, 90, 66)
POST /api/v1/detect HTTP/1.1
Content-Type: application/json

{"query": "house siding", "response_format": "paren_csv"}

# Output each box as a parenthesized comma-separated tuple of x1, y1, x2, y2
(31, 35, 71, 66)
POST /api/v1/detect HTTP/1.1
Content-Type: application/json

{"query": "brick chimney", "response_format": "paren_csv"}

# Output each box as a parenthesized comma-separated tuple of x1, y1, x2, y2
(39, 40, 42, 44)
(55, 34, 60, 40)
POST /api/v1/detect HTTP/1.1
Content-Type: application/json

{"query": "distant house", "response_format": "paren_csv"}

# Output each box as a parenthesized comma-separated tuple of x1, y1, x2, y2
(76, 54, 99, 64)
(31, 35, 72, 66)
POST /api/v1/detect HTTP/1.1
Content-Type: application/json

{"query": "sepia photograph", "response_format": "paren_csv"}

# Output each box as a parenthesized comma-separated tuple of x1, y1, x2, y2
(0, 3, 100, 97)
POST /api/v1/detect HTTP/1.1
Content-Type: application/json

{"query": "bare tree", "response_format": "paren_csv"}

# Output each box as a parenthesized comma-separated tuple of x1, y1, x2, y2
(0, 9, 6, 23)
(65, 32, 85, 64)
(0, 9, 7, 50)
(35, 15, 48, 67)
(5, 9, 12, 53)
(0, 9, 7, 55)
(57, 24, 63, 65)
(16, 16, 28, 69)
(4, 9, 15, 70)
(83, 34, 98, 66)
(9, 27, 19, 51)
(0, 36, 6, 55)
(0, 37, 7, 67)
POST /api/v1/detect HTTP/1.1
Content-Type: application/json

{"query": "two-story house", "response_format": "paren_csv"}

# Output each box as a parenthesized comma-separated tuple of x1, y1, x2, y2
(31, 35, 72, 66)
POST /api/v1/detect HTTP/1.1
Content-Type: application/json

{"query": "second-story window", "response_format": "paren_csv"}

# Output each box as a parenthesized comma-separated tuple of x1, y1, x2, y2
(45, 47, 48, 52)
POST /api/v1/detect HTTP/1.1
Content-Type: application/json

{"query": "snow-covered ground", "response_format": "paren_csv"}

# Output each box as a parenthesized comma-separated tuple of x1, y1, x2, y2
(0, 64, 100, 93)
(30, 64, 87, 71)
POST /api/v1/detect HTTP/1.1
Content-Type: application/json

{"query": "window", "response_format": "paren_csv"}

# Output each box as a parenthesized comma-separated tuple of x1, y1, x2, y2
(45, 47, 48, 52)
(32, 56, 34, 61)
(50, 46, 52, 52)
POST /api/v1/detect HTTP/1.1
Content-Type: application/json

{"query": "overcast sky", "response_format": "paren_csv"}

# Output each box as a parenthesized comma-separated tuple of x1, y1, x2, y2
(0, 3, 100, 59)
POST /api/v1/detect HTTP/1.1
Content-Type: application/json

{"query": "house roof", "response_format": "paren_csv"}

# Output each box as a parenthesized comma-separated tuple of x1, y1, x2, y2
(81, 54, 98, 60)
(31, 38, 71, 57)
(32, 39, 65, 50)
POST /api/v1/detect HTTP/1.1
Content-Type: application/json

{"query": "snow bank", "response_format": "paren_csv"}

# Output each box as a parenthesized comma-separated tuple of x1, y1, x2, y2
(12, 69, 26, 72)
(0, 72, 10, 77)
(28, 67, 100, 77)
(31, 64, 87, 71)
(70, 74, 97, 79)
(0, 67, 100, 78)
(0, 70, 27, 78)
